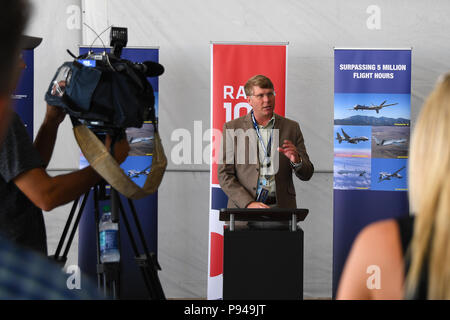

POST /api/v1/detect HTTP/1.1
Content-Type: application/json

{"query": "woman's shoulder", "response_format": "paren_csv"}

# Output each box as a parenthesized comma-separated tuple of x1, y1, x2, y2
(358, 216, 413, 253)
(355, 218, 403, 256)
(360, 218, 399, 239)
(337, 218, 406, 299)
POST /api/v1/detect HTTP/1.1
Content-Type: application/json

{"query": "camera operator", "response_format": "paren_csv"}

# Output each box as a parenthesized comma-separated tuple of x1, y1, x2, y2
(0, 40, 130, 256)
(0, 0, 107, 300)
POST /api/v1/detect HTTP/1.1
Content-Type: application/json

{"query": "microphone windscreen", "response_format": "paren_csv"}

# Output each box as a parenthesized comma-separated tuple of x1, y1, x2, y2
(141, 61, 165, 77)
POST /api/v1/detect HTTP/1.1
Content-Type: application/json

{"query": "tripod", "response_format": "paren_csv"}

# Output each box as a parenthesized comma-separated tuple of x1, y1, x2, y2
(52, 180, 166, 300)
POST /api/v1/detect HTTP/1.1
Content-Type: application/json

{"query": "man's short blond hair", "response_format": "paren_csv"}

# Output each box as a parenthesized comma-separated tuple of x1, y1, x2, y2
(244, 75, 274, 97)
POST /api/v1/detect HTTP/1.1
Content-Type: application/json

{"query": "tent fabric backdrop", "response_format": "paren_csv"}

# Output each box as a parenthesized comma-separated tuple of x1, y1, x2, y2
(27, 0, 450, 298)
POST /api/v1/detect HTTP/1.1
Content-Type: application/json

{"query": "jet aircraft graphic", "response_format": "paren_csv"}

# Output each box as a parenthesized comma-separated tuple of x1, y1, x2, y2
(337, 170, 367, 177)
(373, 137, 407, 146)
(378, 166, 405, 182)
(127, 165, 151, 179)
(349, 100, 398, 114)
(336, 128, 369, 144)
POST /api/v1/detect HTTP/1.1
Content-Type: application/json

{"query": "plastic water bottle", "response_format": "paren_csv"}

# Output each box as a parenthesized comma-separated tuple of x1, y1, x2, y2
(99, 205, 120, 263)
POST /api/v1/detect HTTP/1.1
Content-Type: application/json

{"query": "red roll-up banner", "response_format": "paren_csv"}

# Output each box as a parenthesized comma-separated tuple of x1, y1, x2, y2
(208, 42, 288, 299)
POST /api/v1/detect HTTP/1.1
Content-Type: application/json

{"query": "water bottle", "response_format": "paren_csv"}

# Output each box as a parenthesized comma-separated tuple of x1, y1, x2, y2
(99, 205, 120, 263)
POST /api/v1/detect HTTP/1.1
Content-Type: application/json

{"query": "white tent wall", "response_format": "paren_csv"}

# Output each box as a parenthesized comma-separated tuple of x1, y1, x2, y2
(26, 0, 450, 298)
(26, 0, 82, 169)
(25, 0, 83, 273)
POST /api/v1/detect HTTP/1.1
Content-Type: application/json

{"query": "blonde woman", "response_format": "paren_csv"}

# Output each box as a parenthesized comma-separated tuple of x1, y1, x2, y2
(337, 74, 450, 299)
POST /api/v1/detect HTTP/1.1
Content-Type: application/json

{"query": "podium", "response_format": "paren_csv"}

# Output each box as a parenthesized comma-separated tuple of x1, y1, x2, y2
(220, 208, 308, 300)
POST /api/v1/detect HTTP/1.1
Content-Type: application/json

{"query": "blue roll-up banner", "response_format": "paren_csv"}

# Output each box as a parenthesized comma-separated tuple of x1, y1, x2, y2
(13, 50, 35, 138)
(78, 47, 160, 299)
(333, 48, 411, 297)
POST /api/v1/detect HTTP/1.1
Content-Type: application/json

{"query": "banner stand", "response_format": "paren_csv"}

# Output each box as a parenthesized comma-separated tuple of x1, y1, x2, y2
(333, 48, 412, 297)
(208, 42, 288, 299)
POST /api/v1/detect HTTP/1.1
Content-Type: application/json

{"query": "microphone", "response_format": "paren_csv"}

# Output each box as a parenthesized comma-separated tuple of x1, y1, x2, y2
(133, 61, 165, 77)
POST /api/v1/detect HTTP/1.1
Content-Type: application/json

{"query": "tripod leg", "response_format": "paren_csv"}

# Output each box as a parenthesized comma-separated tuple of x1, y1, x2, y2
(95, 186, 120, 299)
(102, 273, 107, 297)
(93, 186, 102, 288)
(116, 198, 159, 299)
(121, 198, 166, 300)
(62, 190, 90, 259)
(108, 189, 121, 299)
(127, 199, 152, 260)
(53, 197, 80, 262)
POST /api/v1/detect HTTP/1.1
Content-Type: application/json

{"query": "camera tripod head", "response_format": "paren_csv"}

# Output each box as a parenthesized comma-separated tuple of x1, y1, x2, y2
(110, 27, 128, 59)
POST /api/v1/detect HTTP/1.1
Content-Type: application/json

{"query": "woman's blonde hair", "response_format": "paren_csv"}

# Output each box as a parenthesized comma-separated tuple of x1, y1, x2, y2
(405, 73, 450, 299)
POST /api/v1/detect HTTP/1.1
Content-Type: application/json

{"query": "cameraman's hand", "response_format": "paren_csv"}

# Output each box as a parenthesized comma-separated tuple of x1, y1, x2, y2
(44, 104, 66, 127)
(105, 135, 130, 165)
(45, 80, 67, 126)
(51, 80, 66, 97)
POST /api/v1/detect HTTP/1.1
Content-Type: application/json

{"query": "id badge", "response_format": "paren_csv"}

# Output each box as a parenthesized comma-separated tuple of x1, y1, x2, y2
(256, 187, 269, 203)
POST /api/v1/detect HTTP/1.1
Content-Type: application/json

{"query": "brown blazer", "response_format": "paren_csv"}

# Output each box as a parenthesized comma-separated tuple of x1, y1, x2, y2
(218, 112, 314, 209)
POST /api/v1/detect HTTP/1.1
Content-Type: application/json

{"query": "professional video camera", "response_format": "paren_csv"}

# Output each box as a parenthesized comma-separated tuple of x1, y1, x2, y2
(48, 29, 167, 301)
(45, 27, 164, 132)
(44, 27, 167, 200)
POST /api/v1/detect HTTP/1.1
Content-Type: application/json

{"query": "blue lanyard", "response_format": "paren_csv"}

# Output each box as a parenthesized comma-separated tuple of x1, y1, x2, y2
(251, 111, 274, 159)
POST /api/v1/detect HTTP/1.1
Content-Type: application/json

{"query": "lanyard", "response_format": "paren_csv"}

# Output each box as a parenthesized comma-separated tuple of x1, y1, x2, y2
(251, 111, 274, 164)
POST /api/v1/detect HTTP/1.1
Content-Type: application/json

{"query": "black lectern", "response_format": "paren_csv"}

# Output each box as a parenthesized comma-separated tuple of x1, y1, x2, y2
(220, 208, 308, 300)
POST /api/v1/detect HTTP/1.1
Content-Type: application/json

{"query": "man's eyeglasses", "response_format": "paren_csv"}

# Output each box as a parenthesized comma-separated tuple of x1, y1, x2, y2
(251, 92, 276, 100)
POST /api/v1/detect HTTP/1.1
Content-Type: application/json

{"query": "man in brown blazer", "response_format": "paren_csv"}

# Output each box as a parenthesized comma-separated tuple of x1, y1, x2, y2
(218, 75, 314, 216)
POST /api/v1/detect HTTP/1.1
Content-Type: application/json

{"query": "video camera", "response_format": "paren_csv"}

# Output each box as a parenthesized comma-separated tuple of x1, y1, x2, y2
(45, 27, 164, 133)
